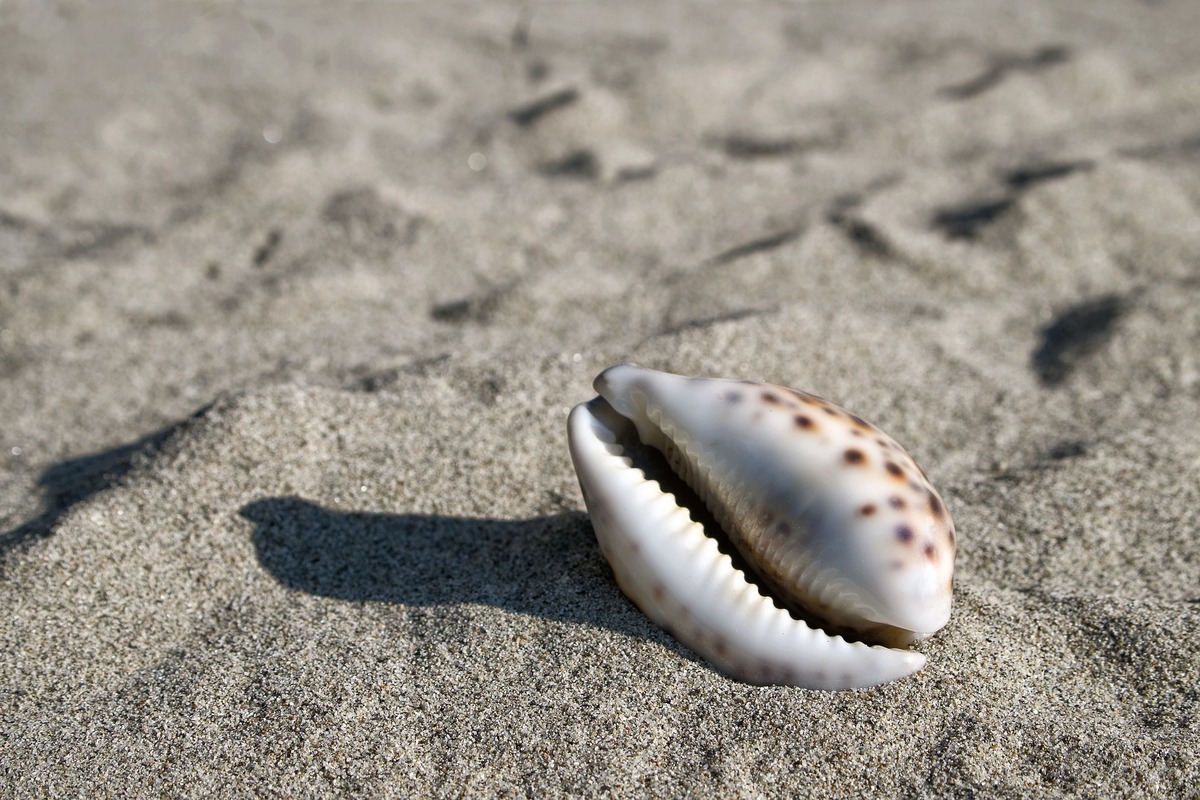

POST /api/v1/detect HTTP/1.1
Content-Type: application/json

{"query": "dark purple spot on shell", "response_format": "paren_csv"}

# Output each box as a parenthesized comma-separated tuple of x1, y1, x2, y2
(725, 390, 743, 404)
(844, 448, 865, 465)
(762, 391, 782, 405)
(794, 414, 814, 429)
(889, 496, 906, 510)
(896, 525, 914, 543)
(860, 503, 877, 516)
(885, 461, 904, 479)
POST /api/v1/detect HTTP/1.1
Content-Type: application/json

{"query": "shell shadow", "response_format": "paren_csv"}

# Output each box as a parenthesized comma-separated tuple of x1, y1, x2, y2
(240, 496, 662, 642)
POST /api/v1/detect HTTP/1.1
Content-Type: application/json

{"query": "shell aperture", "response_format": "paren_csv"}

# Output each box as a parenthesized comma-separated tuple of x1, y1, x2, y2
(567, 363, 955, 689)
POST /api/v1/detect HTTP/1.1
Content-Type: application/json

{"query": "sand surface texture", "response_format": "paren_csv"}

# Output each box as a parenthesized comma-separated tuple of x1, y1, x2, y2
(2, 2, 1199, 797)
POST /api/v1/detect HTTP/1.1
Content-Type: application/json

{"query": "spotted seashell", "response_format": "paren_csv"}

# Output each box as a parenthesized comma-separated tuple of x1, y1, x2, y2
(567, 364, 955, 689)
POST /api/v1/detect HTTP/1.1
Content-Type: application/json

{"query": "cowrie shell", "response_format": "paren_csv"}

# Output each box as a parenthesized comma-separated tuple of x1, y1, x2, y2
(568, 364, 955, 689)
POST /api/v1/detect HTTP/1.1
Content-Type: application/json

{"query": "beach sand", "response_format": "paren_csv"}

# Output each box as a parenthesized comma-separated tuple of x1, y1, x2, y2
(2, 1, 1198, 796)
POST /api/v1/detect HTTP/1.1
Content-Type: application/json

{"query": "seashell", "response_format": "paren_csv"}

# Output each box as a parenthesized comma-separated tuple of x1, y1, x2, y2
(567, 364, 955, 689)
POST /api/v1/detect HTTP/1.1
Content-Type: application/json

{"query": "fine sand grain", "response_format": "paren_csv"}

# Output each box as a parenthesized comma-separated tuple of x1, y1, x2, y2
(2, 2, 1199, 797)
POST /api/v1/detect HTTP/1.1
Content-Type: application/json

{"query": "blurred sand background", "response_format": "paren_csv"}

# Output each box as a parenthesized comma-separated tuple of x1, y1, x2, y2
(2, 1, 1199, 796)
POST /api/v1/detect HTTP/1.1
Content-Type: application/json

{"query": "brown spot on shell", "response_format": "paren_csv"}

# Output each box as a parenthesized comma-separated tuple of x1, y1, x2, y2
(652, 584, 666, 602)
(844, 448, 865, 465)
(884, 461, 904, 479)
(889, 559, 905, 571)
(896, 525, 914, 543)
(762, 391, 782, 405)
(848, 413, 871, 430)
(923, 543, 937, 560)
(794, 414, 815, 430)
(928, 490, 945, 519)
(714, 637, 730, 657)
(860, 503, 877, 516)
(823, 406, 840, 416)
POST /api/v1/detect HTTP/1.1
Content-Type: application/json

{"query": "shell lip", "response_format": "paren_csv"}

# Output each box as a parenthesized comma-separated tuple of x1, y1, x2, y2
(574, 396, 721, 538)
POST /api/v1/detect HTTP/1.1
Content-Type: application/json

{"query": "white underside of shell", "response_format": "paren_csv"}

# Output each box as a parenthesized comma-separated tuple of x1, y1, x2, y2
(569, 397, 928, 690)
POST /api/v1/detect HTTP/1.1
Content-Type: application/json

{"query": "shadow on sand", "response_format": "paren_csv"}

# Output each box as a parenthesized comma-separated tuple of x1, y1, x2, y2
(240, 496, 664, 643)
(0, 404, 212, 570)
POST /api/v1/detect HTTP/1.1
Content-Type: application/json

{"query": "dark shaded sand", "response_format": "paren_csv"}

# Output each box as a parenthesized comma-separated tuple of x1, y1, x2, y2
(2, 2, 1198, 796)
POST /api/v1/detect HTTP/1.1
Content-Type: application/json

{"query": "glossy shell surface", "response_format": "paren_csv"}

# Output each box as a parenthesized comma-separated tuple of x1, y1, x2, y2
(567, 363, 955, 689)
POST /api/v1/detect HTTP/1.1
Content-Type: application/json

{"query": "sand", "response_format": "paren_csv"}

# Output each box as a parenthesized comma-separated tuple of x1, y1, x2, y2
(2, 1, 1198, 796)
